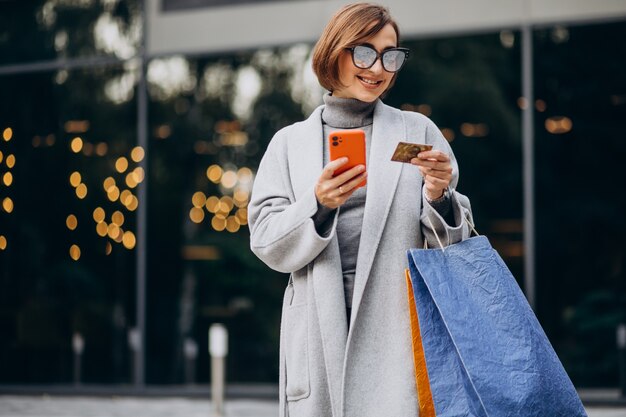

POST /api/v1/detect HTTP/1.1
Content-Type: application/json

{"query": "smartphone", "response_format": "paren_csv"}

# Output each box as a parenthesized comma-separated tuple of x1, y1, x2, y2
(328, 129, 366, 188)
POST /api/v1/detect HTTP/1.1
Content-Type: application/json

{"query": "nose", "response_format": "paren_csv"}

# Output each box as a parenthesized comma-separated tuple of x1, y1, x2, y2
(368, 57, 384, 74)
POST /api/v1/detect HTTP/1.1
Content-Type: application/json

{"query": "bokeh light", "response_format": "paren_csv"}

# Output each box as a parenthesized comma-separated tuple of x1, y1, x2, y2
(131, 146, 145, 162)
(93, 207, 105, 223)
(2, 197, 14, 213)
(211, 214, 227, 231)
(122, 231, 136, 249)
(69, 244, 81, 261)
(96, 222, 108, 237)
(3, 128, 12, 141)
(192, 191, 206, 208)
(237, 167, 253, 184)
(219, 196, 234, 213)
(125, 172, 138, 188)
(113, 229, 124, 243)
(133, 167, 145, 183)
(236, 208, 248, 225)
(206, 165, 222, 183)
(70, 137, 83, 153)
(3, 172, 13, 186)
(115, 157, 129, 173)
(111, 210, 125, 226)
(205, 196, 220, 213)
(76, 183, 88, 199)
(108, 223, 121, 240)
(233, 188, 249, 207)
(70, 172, 82, 187)
(545, 116, 573, 134)
(82, 142, 94, 156)
(66, 214, 78, 230)
(120, 190, 134, 206)
(126, 195, 139, 211)
(107, 186, 120, 202)
(95, 142, 108, 156)
(221, 170, 238, 188)
(190, 207, 205, 223)
(5, 154, 15, 169)
(226, 215, 240, 233)
(103, 176, 116, 192)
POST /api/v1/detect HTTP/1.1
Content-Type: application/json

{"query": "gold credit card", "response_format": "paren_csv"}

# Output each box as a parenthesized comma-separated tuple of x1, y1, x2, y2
(391, 142, 433, 163)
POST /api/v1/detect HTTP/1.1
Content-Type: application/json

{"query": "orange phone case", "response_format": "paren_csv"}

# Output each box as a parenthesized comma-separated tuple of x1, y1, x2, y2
(328, 129, 367, 188)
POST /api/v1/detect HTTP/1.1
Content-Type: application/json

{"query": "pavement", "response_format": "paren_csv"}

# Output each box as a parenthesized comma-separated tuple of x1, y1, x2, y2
(0, 396, 276, 417)
(1, 396, 626, 417)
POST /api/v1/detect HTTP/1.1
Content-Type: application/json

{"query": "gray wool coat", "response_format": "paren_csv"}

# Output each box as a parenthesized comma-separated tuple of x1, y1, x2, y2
(248, 100, 473, 417)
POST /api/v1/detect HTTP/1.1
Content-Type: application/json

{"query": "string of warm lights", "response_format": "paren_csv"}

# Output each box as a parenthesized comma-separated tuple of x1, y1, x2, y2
(67, 134, 144, 260)
(0, 127, 14, 251)
(400, 99, 574, 140)
(188, 164, 253, 233)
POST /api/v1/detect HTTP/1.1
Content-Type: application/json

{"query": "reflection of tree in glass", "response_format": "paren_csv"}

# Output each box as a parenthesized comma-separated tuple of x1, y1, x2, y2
(0, 1, 141, 65)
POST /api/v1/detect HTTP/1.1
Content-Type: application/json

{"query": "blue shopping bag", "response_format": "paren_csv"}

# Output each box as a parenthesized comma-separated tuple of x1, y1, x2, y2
(406, 234, 587, 417)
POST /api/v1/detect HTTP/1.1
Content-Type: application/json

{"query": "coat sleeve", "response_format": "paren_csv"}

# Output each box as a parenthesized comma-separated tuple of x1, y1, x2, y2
(248, 130, 338, 273)
(419, 119, 474, 248)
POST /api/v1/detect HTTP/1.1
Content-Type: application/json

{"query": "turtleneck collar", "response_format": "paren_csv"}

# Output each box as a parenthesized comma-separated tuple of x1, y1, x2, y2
(321, 93, 376, 129)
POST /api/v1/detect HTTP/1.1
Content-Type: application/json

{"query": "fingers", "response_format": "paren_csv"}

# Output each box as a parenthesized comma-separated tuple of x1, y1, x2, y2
(418, 165, 452, 181)
(330, 164, 366, 188)
(416, 150, 449, 162)
(423, 174, 449, 190)
(321, 157, 349, 179)
(422, 171, 449, 201)
(413, 151, 452, 199)
(339, 171, 368, 195)
(411, 150, 449, 167)
(316, 162, 367, 209)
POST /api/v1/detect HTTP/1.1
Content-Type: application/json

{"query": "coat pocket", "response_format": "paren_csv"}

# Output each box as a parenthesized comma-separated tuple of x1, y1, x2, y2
(284, 302, 311, 401)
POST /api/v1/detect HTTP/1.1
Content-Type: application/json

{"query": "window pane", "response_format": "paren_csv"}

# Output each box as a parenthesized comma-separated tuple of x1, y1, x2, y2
(0, 65, 139, 383)
(146, 47, 316, 383)
(145, 33, 523, 384)
(388, 32, 524, 279)
(534, 21, 626, 387)
(0, 1, 141, 65)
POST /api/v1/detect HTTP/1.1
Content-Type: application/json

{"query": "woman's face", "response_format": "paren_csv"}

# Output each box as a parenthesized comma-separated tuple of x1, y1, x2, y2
(334, 23, 398, 102)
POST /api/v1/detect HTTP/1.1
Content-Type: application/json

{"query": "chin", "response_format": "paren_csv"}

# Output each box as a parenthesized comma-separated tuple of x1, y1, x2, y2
(353, 89, 382, 103)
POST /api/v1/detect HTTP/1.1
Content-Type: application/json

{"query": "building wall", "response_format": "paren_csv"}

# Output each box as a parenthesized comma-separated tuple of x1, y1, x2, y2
(0, 0, 624, 387)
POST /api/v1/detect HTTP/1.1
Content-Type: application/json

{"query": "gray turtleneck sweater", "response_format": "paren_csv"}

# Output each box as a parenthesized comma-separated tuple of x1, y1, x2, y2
(318, 94, 374, 310)
(313, 93, 451, 311)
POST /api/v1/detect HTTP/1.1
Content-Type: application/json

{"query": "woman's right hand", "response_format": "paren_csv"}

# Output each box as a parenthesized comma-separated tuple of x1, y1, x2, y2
(315, 157, 367, 209)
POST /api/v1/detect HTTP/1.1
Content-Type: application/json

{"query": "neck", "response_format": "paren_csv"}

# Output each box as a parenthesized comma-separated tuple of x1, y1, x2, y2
(321, 93, 376, 128)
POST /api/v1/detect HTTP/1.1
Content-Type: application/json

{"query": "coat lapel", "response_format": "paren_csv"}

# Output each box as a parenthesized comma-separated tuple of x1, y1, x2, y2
(288, 105, 348, 417)
(349, 102, 406, 328)
(288, 106, 324, 200)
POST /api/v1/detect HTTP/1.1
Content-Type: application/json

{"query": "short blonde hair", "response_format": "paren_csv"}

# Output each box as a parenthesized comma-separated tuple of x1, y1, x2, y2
(312, 3, 401, 92)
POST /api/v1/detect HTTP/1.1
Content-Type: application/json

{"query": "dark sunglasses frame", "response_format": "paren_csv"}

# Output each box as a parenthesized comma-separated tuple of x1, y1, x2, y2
(346, 45, 410, 73)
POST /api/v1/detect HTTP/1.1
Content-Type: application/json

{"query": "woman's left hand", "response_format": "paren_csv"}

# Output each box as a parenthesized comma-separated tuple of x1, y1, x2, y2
(410, 150, 452, 200)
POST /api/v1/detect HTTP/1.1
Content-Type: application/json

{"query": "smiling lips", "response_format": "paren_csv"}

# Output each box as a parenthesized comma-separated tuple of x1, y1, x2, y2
(357, 75, 383, 87)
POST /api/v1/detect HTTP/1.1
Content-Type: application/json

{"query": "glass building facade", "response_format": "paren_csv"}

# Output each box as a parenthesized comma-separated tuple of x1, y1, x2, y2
(0, 1, 625, 389)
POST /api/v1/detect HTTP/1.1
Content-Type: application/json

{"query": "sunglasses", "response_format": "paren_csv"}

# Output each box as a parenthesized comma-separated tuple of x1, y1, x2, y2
(347, 45, 410, 73)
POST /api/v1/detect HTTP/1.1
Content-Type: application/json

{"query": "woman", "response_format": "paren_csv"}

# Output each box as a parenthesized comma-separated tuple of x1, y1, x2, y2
(248, 3, 473, 417)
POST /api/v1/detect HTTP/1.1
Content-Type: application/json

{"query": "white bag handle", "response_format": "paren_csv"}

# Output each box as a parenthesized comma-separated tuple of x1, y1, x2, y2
(424, 212, 479, 251)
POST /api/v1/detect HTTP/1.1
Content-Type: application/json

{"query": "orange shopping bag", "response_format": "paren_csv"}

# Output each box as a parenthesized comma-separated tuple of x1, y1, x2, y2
(405, 269, 436, 417)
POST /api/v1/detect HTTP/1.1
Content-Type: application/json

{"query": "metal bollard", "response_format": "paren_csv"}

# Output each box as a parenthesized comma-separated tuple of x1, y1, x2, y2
(128, 328, 142, 385)
(72, 332, 84, 386)
(184, 337, 198, 385)
(618, 324, 626, 397)
(209, 324, 228, 417)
